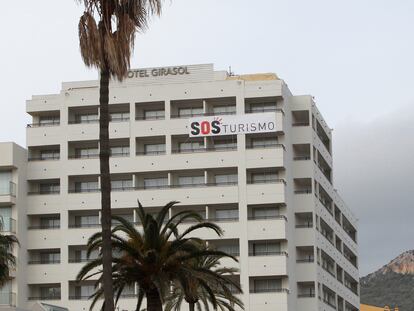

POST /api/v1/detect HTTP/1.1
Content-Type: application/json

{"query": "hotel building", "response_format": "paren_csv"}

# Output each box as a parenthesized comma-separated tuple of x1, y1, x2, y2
(0, 64, 359, 311)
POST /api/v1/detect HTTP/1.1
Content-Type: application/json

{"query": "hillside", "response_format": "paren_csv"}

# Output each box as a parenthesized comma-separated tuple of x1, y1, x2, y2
(360, 250, 414, 310)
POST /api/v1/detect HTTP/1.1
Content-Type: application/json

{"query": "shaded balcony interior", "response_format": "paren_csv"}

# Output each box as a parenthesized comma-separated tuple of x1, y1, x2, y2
(320, 218, 334, 245)
(0, 170, 15, 197)
(344, 272, 359, 295)
(68, 175, 99, 193)
(171, 99, 203, 118)
(171, 204, 206, 222)
(294, 178, 312, 194)
(322, 285, 336, 309)
(336, 265, 344, 283)
(28, 179, 60, 195)
(320, 250, 336, 277)
(337, 296, 345, 311)
(318, 185, 333, 214)
(68, 245, 99, 263)
(28, 284, 61, 300)
(249, 276, 287, 293)
(315, 119, 331, 153)
(345, 302, 359, 311)
(109, 138, 130, 157)
(246, 167, 284, 184)
(109, 103, 130, 122)
(172, 135, 204, 153)
(0, 207, 16, 233)
(343, 216, 357, 242)
(208, 238, 240, 256)
(343, 244, 358, 268)
(204, 97, 236, 115)
(111, 208, 134, 224)
(314, 148, 332, 182)
(28, 145, 60, 161)
(336, 236, 343, 253)
(247, 203, 286, 220)
(68, 210, 99, 228)
(207, 168, 238, 185)
(293, 144, 310, 160)
(292, 110, 310, 126)
(28, 110, 60, 127)
(295, 212, 313, 228)
(205, 135, 237, 151)
(297, 281, 315, 298)
(245, 96, 280, 113)
(296, 246, 314, 263)
(135, 101, 165, 120)
(68, 140, 99, 159)
(136, 136, 166, 155)
(135, 171, 168, 189)
(335, 205, 342, 225)
(248, 239, 285, 256)
(68, 105, 98, 124)
(68, 280, 95, 300)
(208, 204, 239, 222)
(110, 174, 133, 191)
(246, 133, 280, 149)
(28, 214, 60, 230)
(28, 249, 60, 264)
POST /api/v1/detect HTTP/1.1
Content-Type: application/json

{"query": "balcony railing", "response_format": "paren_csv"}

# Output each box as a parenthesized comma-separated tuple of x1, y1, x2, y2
(69, 223, 100, 228)
(28, 259, 61, 264)
(208, 217, 239, 222)
(295, 223, 313, 228)
(298, 293, 316, 298)
(109, 116, 130, 122)
(68, 188, 100, 194)
(68, 119, 99, 124)
(0, 218, 16, 233)
(136, 150, 166, 156)
(0, 182, 16, 197)
(247, 179, 286, 185)
(27, 189, 60, 195)
(323, 298, 337, 309)
(28, 224, 60, 230)
(172, 145, 237, 154)
(27, 121, 60, 128)
(245, 108, 283, 114)
(246, 143, 285, 150)
(68, 154, 99, 159)
(68, 258, 96, 263)
(28, 155, 60, 161)
(292, 122, 309, 127)
(248, 215, 287, 221)
(294, 189, 312, 194)
(28, 294, 61, 301)
(69, 295, 90, 300)
(293, 155, 311, 160)
(135, 115, 165, 121)
(170, 112, 205, 119)
(0, 292, 16, 306)
(249, 288, 289, 294)
(296, 258, 315, 263)
(248, 251, 288, 257)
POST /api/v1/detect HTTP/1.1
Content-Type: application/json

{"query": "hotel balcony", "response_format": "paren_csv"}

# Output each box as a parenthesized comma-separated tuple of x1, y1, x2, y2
(28, 284, 61, 301)
(249, 276, 289, 311)
(0, 182, 16, 205)
(248, 252, 288, 276)
(0, 292, 16, 307)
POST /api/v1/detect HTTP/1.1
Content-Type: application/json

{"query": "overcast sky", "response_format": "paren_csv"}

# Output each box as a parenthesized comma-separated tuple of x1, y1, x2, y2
(1, 0, 413, 275)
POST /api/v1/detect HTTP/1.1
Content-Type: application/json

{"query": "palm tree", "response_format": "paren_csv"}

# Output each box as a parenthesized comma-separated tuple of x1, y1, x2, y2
(77, 201, 234, 311)
(0, 219, 19, 286)
(75, 1, 163, 309)
(165, 249, 244, 311)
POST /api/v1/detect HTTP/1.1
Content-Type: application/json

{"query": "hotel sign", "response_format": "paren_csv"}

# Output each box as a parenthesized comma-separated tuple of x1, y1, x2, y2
(189, 113, 277, 137)
(127, 66, 190, 78)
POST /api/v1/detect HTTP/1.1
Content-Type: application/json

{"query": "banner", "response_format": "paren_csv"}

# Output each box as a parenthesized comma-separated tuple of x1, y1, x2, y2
(189, 112, 277, 137)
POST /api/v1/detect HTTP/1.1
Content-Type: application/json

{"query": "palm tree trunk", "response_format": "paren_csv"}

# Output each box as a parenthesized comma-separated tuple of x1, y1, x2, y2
(188, 302, 195, 311)
(99, 67, 115, 311)
(146, 288, 163, 311)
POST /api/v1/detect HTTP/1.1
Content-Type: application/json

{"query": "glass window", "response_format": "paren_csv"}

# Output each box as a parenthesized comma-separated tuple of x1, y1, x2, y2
(40, 217, 60, 229)
(75, 113, 98, 123)
(40, 150, 59, 160)
(75, 181, 98, 192)
(0, 171, 12, 195)
(111, 179, 133, 190)
(144, 109, 165, 120)
(214, 174, 237, 185)
(110, 146, 129, 156)
(75, 215, 99, 227)
(215, 209, 238, 220)
(250, 137, 278, 148)
(110, 112, 130, 121)
(252, 241, 280, 256)
(178, 176, 204, 186)
(39, 116, 59, 126)
(216, 244, 239, 256)
(39, 183, 60, 194)
(249, 102, 277, 113)
(251, 172, 278, 183)
(178, 107, 203, 117)
(75, 285, 95, 298)
(179, 141, 204, 152)
(75, 249, 98, 261)
(213, 139, 236, 149)
(144, 144, 166, 154)
(40, 251, 60, 263)
(213, 105, 236, 115)
(40, 286, 60, 299)
(75, 148, 98, 158)
(143, 177, 168, 189)
(252, 208, 279, 219)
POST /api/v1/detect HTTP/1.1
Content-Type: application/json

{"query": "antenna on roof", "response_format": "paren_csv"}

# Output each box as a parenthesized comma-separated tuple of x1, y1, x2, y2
(228, 66, 235, 76)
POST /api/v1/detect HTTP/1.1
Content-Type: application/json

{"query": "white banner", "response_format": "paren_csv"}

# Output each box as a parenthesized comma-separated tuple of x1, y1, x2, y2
(189, 112, 277, 137)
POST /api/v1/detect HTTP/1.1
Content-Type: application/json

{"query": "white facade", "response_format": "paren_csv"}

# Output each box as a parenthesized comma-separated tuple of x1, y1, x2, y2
(1, 64, 359, 311)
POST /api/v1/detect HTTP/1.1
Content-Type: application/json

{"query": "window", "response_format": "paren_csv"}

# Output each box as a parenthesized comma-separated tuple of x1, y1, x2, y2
(39, 116, 59, 126)
(213, 105, 236, 115)
(40, 251, 60, 264)
(40, 217, 60, 229)
(251, 172, 278, 183)
(75, 113, 98, 123)
(178, 176, 204, 187)
(39, 183, 60, 194)
(144, 109, 165, 120)
(179, 141, 204, 152)
(0, 207, 12, 231)
(75, 215, 99, 227)
(75, 147, 98, 158)
(40, 286, 60, 299)
(74, 249, 98, 262)
(40, 150, 59, 160)
(144, 143, 166, 155)
(111, 179, 133, 190)
(253, 279, 281, 292)
(75, 285, 95, 298)
(110, 112, 130, 121)
(213, 139, 236, 150)
(250, 137, 278, 148)
(215, 209, 238, 221)
(252, 207, 279, 219)
(0, 171, 12, 195)
(110, 146, 129, 156)
(251, 241, 280, 256)
(216, 244, 239, 256)
(74, 181, 99, 193)
(178, 107, 203, 117)
(143, 177, 168, 189)
(214, 174, 237, 185)
(249, 102, 277, 113)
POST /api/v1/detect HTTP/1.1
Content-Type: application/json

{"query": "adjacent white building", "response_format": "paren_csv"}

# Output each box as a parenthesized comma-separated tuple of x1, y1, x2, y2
(0, 64, 359, 311)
